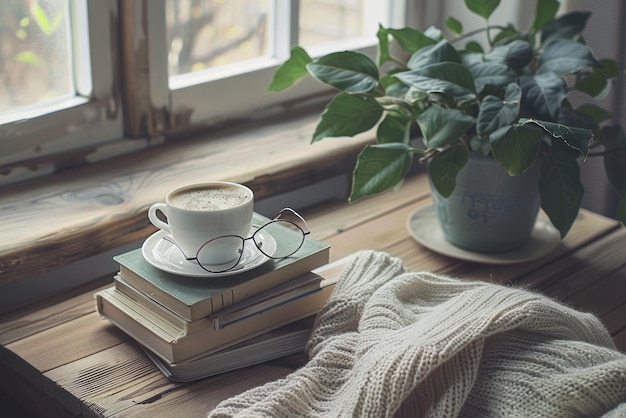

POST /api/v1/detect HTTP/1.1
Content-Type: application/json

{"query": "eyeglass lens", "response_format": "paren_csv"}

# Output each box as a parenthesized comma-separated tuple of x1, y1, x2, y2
(255, 219, 305, 258)
(195, 219, 306, 272)
(197, 235, 246, 273)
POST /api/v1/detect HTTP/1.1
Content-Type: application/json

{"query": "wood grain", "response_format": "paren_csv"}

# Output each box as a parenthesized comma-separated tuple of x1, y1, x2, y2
(1, 171, 624, 417)
(0, 113, 373, 285)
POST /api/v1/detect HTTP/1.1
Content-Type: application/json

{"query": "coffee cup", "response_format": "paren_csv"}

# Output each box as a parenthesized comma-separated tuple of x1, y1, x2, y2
(148, 182, 254, 266)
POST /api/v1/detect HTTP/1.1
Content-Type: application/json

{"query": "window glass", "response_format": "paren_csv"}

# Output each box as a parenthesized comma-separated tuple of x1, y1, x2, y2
(299, 0, 366, 47)
(0, 0, 404, 184)
(0, 0, 73, 114)
(166, 0, 271, 78)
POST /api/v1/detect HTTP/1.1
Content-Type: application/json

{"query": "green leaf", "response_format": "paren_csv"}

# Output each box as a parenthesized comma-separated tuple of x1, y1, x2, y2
(423, 26, 444, 41)
(384, 27, 437, 56)
(428, 144, 469, 197)
(490, 124, 542, 175)
(15, 50, 41, 65)
(470, 135, 491, 156)
(267, 47, 312, 92)
(409, 62, 476, 92)
(445, 17, 463, 35)
(377, 114, 411, 144)
(312, 93, 383, 143)
(539, 153, 584, 237)
(395, 76, 476, 105)
(519, 72, 567, 120)
(465, 0, 501, 20)
(417, 107, 474, 148)
(395, 63, 477, 104)
(349, 143, 414, 201)
(486, 40, 532, 68)
(477, 83, 521, 137)
(492, 25, 520, 44)
(519, 118, 593, 156)
(377, 25, 392, 66)
(593, 58, 618, 78)
(465, 41, 484, 53)
(31, 3, 63, 36)
(461, 52, 484, 68)
(306, 51, 379, 93)
(529, 0, 560, 35)
(407, 40, 461, 69)
(541, 11, 590, 44)
(577, 104, 613, 125)
(575, 73, 610, 99)
(469, 62, 514, 93)
(538, 40, 599, 76)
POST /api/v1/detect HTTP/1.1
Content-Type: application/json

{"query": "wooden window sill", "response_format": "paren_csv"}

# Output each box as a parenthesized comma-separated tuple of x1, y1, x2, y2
(1, 171, 624, 416)
(0, 112, 373, 289)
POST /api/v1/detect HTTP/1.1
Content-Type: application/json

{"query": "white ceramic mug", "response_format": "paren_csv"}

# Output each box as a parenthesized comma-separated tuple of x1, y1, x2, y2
(148, 182, 254, 265)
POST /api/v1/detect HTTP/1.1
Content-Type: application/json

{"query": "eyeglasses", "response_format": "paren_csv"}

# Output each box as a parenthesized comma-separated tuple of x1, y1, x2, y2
(163, 207, 311, 273)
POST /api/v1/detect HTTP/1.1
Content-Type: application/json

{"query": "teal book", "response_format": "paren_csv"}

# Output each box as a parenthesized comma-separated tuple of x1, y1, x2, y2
(113, 213, 330, 322)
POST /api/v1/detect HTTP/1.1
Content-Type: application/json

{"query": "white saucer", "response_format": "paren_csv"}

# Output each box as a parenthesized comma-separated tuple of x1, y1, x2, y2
(142, 230, 276, 278)
(406, 205, 560, 265)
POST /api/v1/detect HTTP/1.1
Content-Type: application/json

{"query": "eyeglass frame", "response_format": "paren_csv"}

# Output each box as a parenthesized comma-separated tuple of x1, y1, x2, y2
(163, 207, 311, 273)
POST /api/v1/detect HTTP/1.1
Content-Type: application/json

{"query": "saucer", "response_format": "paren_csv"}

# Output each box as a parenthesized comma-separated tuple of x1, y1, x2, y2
(142, 230, 276, 278)
(406, 205, 560, 265)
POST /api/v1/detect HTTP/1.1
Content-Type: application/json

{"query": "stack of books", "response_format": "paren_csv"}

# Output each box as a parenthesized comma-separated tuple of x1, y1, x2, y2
(95, 212, 334, 382)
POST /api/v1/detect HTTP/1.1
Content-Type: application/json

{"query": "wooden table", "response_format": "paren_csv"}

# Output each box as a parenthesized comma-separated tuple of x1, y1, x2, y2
(1, 173, 625, 417)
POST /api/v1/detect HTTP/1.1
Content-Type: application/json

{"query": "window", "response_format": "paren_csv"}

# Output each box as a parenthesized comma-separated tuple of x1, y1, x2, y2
(0, 0, 123, 184)
(0, 0, 403, 185)
(135, 0, 406, 138)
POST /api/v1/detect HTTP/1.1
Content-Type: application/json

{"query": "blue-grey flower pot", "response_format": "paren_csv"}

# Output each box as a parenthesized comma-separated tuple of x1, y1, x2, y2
(429, 154, 542, 253)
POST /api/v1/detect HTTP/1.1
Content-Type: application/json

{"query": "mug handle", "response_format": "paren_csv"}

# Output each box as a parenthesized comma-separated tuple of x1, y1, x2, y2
(148, 202, 171, 233)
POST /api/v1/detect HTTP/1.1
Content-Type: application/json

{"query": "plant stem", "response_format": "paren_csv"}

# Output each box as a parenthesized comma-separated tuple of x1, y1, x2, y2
(418, 148, 438, 163)
(450, 25, 509, 45)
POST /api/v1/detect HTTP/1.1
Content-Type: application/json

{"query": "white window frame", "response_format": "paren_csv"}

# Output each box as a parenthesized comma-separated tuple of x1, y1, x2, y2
(129, 0, 407, 137)
(1, 0, 410, 183)
(0, 0, 124, 184)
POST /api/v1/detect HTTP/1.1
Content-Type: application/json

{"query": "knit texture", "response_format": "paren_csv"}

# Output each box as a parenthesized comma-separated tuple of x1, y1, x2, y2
(209, 250, 626, 417)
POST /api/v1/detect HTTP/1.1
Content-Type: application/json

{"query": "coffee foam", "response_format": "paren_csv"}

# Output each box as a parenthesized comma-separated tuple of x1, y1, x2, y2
(170, 186, 249, 211)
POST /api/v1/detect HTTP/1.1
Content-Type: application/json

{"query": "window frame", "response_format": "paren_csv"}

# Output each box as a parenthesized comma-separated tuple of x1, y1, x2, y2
(0, 0, 124, 184)
(1, 0, 410, 183)
(124, 0, 408, 138)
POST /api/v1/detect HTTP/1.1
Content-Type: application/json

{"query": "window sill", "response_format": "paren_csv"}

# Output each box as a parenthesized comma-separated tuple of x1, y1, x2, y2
(0, 112, 373, 288)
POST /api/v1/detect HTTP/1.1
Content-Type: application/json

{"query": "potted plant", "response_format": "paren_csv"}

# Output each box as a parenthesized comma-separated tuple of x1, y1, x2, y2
(268, 0, 626, 251)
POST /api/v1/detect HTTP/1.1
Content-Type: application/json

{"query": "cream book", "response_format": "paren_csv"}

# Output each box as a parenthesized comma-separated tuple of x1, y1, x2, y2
(114, 271, 324, 335)
(96, 272, 338, 364)
(142, 316, 316, 382)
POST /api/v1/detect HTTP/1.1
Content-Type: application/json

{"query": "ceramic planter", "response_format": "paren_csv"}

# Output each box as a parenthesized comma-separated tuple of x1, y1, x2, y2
(429, 154, 542, 253)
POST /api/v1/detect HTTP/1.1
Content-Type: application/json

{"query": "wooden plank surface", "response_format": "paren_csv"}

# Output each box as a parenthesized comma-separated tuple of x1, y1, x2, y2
(0, 279, 111, 346)
(0, 113, 372, 285)
(1, 171, 625, 417)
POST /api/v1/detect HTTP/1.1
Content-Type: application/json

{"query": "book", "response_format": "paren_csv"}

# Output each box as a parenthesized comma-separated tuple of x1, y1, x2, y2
(114, 276, 212, 336)
(142, 316, 316, 382)
(95, 271, 338, 363)
(209, 271, 324, 329)
(114, 212, 330, 322)
(114, 271, 324, 335)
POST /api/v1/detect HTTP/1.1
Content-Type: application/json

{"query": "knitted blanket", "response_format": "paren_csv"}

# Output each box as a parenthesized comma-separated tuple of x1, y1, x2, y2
(210, 250, 626, 417)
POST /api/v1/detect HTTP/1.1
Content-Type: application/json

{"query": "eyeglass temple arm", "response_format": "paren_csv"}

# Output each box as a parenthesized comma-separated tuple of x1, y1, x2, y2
(275, 207, 311, 235)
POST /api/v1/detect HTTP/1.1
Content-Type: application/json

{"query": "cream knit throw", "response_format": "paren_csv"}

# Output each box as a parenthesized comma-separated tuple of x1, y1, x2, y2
(210, 250, 626, 417)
